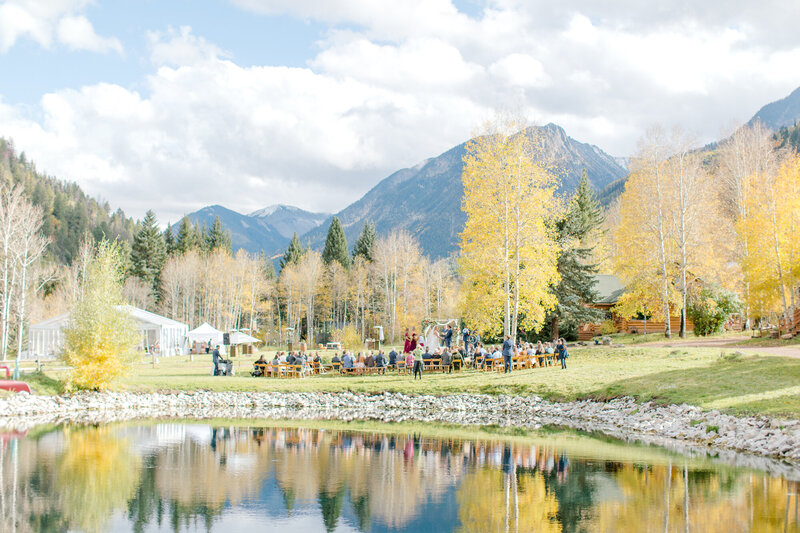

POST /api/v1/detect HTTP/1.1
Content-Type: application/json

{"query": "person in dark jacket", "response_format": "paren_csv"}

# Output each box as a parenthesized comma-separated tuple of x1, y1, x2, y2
(502, 335, 515, 373)
(212, 345, 222, 375)
(388, 349, 398, 366)
(556, 338, 569, 369)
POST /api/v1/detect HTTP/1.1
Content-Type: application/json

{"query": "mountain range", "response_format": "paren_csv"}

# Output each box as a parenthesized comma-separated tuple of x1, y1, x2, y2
(185, 123, 629, 260)
(67, 82, 800, 263)
(173, 204, 328, 256)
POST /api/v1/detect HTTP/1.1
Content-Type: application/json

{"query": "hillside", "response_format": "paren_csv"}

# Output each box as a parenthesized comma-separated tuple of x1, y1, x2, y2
(748, 85, 800, 130)
(300, 123, 629, 259)
(0, 138, 137, 264)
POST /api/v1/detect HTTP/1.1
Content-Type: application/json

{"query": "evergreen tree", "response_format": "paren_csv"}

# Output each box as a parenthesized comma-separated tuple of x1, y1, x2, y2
(547, 170, 605, 339)
(163, 224, 176, 255)
(175, 216, 199, 254)
(205, 216, 232, 253)
(322, 216, 350, 268)
(260, 251, 276, 280)
(352, 221, 376, 262)
(280, 232, 304, 270)
(129, 210, 167, 295)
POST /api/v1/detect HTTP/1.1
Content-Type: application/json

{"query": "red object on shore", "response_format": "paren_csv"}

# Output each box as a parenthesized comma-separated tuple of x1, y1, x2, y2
(0, 365, 32, 393)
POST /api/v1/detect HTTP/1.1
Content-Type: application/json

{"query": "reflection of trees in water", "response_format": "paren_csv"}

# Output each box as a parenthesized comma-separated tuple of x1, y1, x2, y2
(56, 427, 141, 533)
(456, 445, 561, 533)
(595, 463, 800, 532)
(3, 425, 800, 533)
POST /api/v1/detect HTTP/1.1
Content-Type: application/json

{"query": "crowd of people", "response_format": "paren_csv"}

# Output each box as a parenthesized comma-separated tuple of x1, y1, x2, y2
(235, 322, 571, 379)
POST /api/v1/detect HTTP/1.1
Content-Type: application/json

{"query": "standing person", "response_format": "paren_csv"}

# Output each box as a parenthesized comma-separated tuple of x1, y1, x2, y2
(441, 325, 453, 349)
(461, 326, 470, 351)
(212, 345, 221, 375)
(502, 335, 515, 374)
(206, 339, 212, 354)
(412, 344, 423, 380)
(557, 338, 569, 369)
(410, 330, 418, 352)
(403, 327, 411, 354)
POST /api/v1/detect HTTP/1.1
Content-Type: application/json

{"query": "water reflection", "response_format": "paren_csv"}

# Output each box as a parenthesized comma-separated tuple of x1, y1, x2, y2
(0, 424, 798, 532)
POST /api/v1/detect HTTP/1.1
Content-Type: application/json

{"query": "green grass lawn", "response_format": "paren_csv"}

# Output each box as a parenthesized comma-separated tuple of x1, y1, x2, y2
(18, 345, 800, 419)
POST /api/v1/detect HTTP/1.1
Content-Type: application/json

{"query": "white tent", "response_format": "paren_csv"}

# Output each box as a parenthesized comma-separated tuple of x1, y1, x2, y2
(26, 306, 189, 361)
(229, 331, 262, 345)
(188, 322, 223, 346)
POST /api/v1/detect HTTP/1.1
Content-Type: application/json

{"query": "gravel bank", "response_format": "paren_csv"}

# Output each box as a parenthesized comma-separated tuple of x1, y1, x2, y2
(1, 391, 798, 478)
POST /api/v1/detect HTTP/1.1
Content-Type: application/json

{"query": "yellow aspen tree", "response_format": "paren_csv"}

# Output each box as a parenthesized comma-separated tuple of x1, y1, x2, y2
(715, 122, 780, 323)
(665, 132, 720, 337)
(613, 127, 686, 337)
(459, 116, 560, 338)
(61, 240, 139, 391)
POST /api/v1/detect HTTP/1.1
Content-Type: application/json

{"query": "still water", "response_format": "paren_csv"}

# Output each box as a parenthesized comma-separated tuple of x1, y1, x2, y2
(1, 422, 799, 532)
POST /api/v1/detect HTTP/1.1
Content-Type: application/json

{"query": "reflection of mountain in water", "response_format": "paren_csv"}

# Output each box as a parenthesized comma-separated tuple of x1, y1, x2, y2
(2, 424, 799, 533)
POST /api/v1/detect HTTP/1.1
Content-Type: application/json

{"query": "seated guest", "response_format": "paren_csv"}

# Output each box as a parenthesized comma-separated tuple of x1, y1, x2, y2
(535, 341, 544, 355)
(452, 349, 463, 370)
(388, 349, 398, 366)
(331, 352, 341, 365)
(342, 351, 355, 369)
(492, 346, 503, 360)
(422, 347, 433, 360)
(355, 352, 366, 369)
(366, 352, 376, 367)
(375, 351, 386, 367)
(545, 343, 555, 354)
(405, 351, 414, 370)
(252, 354, 267, 376)
(286, 352, 296, 365)
(442, 349, 452, 373)
(313, 352, 321, 364)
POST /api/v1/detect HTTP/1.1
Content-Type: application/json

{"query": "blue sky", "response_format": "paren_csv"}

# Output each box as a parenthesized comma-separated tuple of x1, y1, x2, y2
(1, 0, 799, 222)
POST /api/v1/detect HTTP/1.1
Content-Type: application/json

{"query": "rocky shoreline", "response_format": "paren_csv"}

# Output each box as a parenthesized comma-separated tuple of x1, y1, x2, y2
(1, 390, 799, 478)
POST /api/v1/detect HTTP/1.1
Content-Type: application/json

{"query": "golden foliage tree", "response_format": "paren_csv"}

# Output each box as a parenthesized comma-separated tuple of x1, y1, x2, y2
(61, 240, 139, 390)
(459, 116, 560, 338)
(613, 128, 723, 337)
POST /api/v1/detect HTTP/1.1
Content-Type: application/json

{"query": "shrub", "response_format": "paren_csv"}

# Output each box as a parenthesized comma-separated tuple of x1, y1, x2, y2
(61, 240, 139, 391)
(331, 325, 362, 352)
(688, 285, 741, 336)
(599, 320, 618, 335)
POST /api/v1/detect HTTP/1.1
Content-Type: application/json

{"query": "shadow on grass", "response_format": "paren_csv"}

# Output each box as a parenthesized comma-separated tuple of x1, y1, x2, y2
(587, 355, 800, 416)
(24, 371, 66, 395)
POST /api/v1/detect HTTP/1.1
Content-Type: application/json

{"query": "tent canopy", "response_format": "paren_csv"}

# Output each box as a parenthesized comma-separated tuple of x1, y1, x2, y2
(188, 322, 223, 345)
(27, 306, 189, 360)
(229, 331, 262, 345)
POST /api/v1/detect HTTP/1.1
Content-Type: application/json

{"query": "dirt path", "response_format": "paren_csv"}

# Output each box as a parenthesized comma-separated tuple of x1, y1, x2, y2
(641, 335, 800, 359)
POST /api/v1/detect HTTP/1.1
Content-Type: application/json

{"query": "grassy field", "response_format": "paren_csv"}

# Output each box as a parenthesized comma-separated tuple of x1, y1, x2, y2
(18, 344, 800, 419)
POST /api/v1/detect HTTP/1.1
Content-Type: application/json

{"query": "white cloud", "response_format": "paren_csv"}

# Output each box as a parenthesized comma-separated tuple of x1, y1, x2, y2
(4, 2, 800, 225)
(56, 14, 122, 54)
(0, 0, 122, 54)
(148, 26, 228, 66)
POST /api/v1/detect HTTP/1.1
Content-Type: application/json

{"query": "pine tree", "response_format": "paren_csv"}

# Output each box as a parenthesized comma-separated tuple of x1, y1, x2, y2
(129, 210, 167, 295)
(175, 216, 199, 254)
(280, 232, 304, 270)
(352, 221, 376, 262)
(205, 216, 232, 253)
(322, 216, 351, 268)
(163, 224, 176, 255)
(547, 170, 605, 339)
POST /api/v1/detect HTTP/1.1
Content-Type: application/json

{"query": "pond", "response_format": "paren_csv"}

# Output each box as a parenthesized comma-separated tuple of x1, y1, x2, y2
(1, 421, 798, 532)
